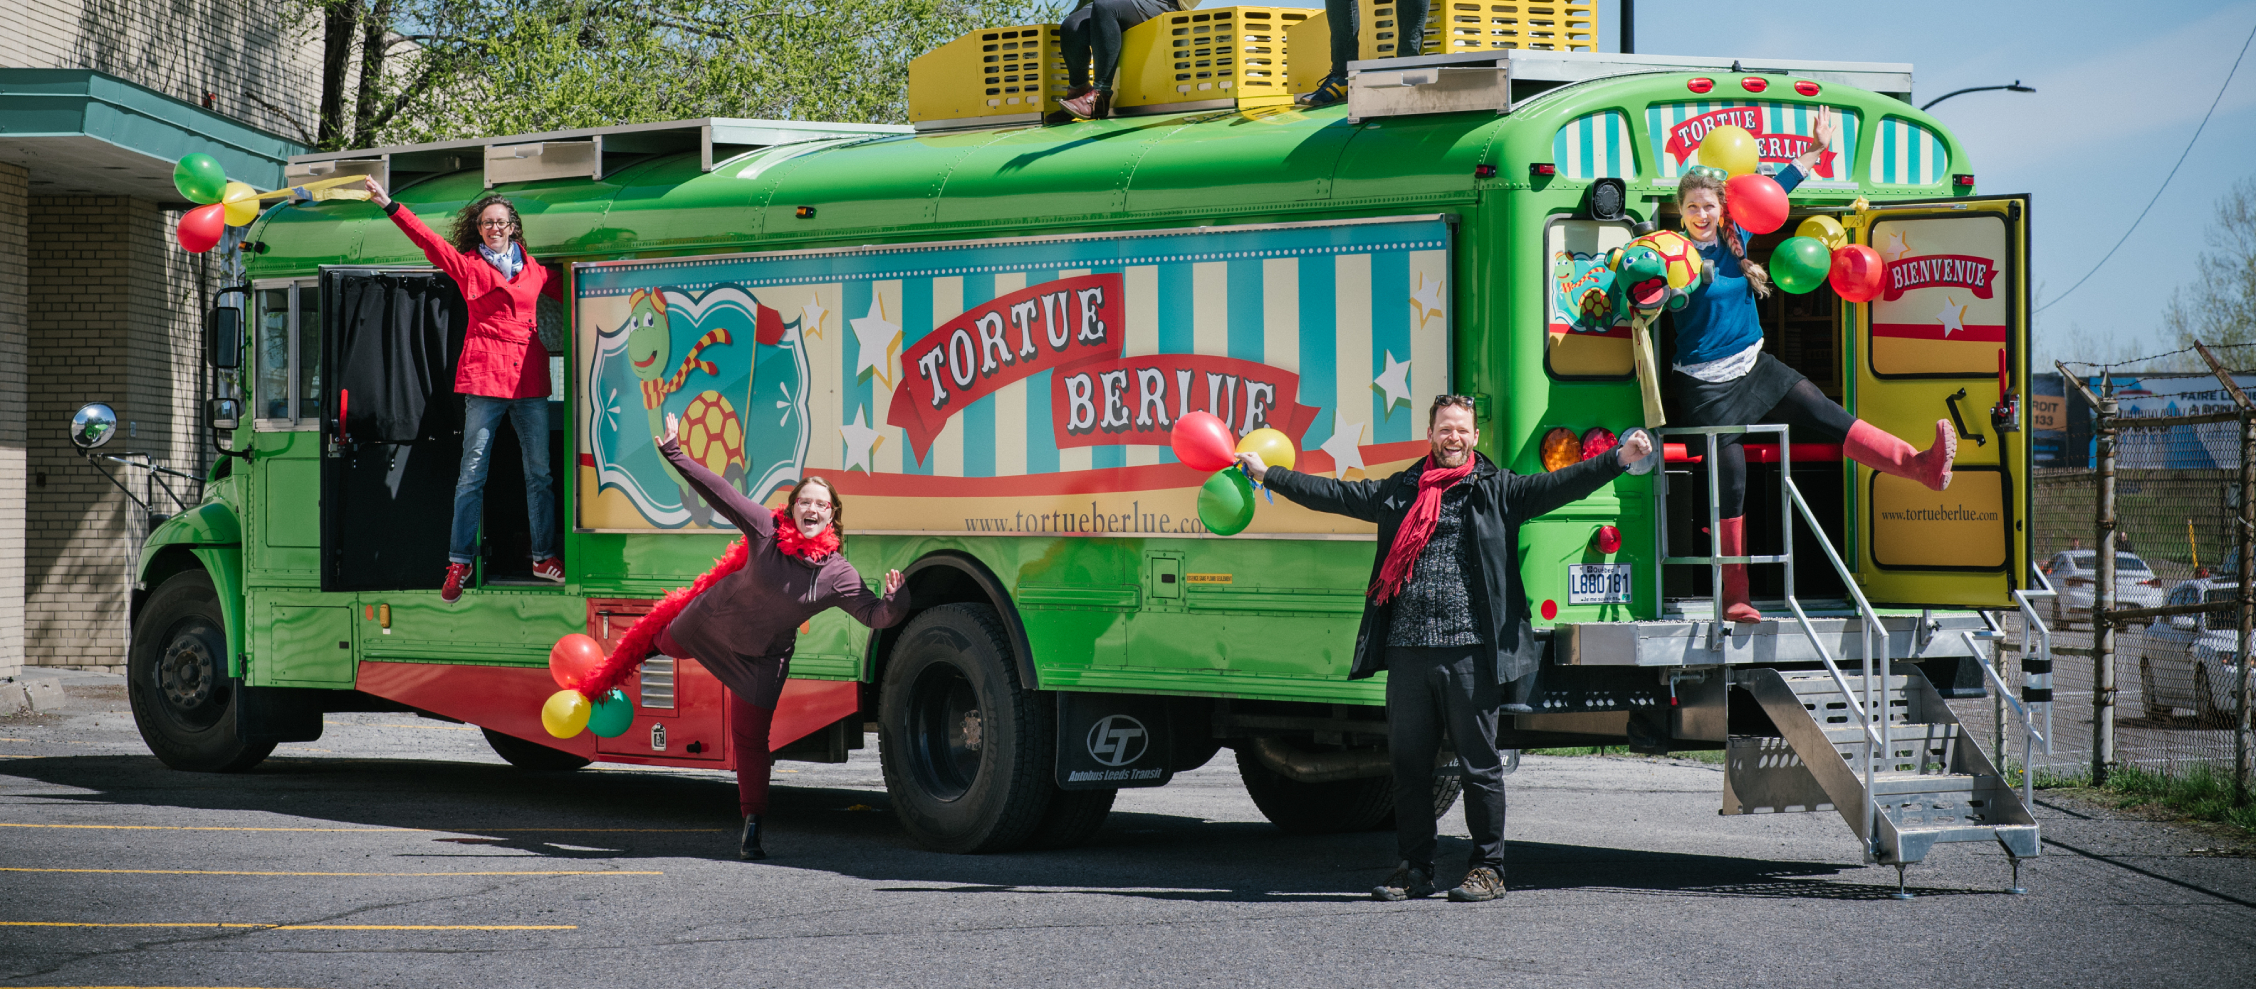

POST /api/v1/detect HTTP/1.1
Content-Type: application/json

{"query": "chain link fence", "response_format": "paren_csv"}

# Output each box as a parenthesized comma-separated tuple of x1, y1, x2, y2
(1954, 362, 2254, 797)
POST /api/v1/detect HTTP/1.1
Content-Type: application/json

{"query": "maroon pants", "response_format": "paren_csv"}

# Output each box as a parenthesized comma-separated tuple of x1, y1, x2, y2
(655, 627, 773, 817)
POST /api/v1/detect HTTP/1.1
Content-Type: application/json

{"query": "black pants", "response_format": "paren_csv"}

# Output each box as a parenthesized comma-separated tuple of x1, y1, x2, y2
(1062, 0, 1177, 90)
(1386, 645, 1507, 874)
(1707, 378, 1856, 519)
(1322, 0, 1429, 80)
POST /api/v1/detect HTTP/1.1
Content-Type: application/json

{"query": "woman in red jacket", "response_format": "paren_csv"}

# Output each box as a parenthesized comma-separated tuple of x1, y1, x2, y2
(364, 176, 564, 602)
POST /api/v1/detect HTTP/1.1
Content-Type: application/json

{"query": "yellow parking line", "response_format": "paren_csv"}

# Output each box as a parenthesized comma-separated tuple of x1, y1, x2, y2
(0, 823, 719, 833)
(0, 867, 660, 877)
(0, 921, 574, 930)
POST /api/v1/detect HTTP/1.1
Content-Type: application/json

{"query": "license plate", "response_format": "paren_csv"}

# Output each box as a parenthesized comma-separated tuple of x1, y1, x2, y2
(1567, 563, 1634, 605)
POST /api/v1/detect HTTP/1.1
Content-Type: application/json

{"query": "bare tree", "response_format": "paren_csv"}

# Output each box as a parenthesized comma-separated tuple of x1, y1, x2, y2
(2167, 175, 2256, 357)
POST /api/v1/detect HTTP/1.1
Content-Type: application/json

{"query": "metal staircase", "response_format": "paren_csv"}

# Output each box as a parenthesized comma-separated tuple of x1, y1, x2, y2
(1654, 425, 2052, 895)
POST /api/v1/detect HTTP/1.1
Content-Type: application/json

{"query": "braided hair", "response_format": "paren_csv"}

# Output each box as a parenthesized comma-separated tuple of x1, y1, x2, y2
(1676, 171, 1772, 299)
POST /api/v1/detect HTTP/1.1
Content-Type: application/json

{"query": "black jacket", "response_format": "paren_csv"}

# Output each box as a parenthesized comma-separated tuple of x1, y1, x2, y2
(1263, 449, 1629, 684)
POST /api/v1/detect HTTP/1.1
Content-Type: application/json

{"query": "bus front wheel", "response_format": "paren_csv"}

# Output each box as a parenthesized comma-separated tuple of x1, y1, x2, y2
(128, 570, 274, 772)
(878, 603, 1053, 853)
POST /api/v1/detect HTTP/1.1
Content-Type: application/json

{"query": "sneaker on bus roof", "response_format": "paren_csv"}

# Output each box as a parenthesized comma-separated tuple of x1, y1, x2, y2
(531, 557, 564, 583)
(440, 562, 471, 603)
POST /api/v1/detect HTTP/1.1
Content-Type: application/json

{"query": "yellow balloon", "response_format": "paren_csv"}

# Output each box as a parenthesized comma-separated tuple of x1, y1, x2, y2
(540, 689, 591, 738)
(220, 180, 261, 227)
(1697, 124, 1761, 178)
(1235, 427, 1296, 472)
(1796, 214, 1847, 251)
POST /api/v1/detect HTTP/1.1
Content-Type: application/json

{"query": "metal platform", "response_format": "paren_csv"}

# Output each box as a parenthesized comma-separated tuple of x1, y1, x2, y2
(1557, 608, 1991, 667)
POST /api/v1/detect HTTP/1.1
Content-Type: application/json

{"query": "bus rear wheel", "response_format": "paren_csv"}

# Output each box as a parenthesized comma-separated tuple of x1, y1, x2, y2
(482, 728, 593, 771)
(878, 604, 1052, 853)
(128, 570, 274, 773)
(1234, 747, 1394, 833)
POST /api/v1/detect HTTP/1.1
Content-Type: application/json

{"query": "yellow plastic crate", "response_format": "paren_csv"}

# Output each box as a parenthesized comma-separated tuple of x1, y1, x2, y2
(1114, 6, 1312, 114)
(1357, 1, 1598, 58)
(908, 25, 1069, 129)
(1284, 10, 1334, 95)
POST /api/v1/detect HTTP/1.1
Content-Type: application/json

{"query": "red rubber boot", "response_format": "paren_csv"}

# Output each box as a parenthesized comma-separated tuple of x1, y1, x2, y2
(1717, 515, 1761, 624)
(1844, 419, 1955, 491)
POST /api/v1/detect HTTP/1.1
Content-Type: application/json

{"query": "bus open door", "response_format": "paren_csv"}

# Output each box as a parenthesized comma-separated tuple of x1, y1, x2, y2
(1844, 196, 2031, 607)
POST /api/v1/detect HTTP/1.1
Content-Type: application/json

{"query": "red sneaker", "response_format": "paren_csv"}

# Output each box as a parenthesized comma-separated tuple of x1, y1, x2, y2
(530, 557, 564, 583)
(440, 562, 471, 603)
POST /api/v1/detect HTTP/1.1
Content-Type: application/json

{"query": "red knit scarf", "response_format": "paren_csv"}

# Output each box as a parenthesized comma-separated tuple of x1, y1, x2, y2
(572, 508, 839, 699)
(1368, 455, 1476, 605)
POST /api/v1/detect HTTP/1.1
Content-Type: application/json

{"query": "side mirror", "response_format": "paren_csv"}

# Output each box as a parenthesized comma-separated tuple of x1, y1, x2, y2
(208, 396, 242, 431)
(205, 306, 242, 370)
(70, 402, 118, 450)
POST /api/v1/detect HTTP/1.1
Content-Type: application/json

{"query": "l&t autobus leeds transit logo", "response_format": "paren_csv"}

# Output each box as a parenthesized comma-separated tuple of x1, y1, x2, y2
(1087, 715, 1148, 767)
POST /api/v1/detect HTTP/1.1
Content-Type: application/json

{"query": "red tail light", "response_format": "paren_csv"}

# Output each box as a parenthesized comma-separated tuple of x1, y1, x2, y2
(1687, 77, 1714, 94)
(1530, 162, 1557, 177)
(1741, 76, 1768, 93)
(2142, 578, 2164, 587)
(1593, 525, 1622, 554)
(2065, 577, 2092, 587)
(1794, 80, 1820, 96)
(1580, 427, 1619, 462)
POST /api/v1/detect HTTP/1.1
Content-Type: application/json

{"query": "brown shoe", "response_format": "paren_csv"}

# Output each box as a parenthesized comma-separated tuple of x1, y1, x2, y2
(1060, 90, 1099, 119)
(1447, 865, 1505, 902)
(1371, 863, 1434, 901)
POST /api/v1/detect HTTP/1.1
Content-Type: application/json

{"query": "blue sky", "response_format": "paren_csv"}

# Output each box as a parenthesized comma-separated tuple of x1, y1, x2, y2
(1270, 0, 2256, 369)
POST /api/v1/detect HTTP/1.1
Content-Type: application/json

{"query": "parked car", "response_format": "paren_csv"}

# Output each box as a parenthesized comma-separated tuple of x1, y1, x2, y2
(2042, 550, 2165, 626)
(2137, 578, 2249, 727)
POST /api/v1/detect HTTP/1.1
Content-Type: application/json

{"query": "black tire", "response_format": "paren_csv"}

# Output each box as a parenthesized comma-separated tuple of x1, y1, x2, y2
(1025, 787, 1117, 850)
(481, 728, 593, 771)
(878, 603, 1053, 853)
(2139, 657, 2172, 721)
(2195, 666, 2236, 730)
(1373, 767, 1465, 831)
(1234, 746, 1393, 834)
(128, 570, 274, 772)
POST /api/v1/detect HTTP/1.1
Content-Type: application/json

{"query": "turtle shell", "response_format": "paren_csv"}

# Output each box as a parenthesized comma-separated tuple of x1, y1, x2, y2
(681, 390, 747, 475)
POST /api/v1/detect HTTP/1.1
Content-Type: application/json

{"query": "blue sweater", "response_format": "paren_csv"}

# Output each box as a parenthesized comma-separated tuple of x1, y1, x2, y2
(1672, 165, 1804, 367)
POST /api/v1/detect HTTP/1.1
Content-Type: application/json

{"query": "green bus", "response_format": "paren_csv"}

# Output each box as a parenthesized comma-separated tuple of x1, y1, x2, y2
(102, 44, 2043, 872)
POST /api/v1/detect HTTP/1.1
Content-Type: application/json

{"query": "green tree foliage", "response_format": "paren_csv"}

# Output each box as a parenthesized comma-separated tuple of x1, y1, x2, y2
(297, 0, 1068, 151)
(2166, 175, 2256, 357)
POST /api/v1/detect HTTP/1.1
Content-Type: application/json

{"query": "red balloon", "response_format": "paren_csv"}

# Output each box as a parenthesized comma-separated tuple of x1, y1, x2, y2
(176, 202, 226, 253)
(1829, 244, 1886, 303)
(549, 633, 607, 689)
(1723, 173, 1789, 235)
(1169, 410, 1238, 472)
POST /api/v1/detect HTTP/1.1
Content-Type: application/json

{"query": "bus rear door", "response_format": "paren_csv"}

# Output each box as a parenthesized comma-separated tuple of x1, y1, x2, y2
(1844, 196, 2031, 607)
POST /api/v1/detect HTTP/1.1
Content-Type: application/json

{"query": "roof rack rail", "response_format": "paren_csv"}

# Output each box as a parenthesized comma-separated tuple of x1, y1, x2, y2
(283, 117, 910, 192)
(1344, 50, 1914, 123)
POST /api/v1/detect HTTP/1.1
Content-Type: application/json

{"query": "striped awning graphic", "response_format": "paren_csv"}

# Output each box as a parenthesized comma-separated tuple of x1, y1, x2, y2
(1552, 110, 1636, 179)
(1869, 117, 1948, 186)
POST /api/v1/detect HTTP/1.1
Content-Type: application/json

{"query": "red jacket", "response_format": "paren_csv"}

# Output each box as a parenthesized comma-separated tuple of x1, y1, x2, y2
(383, 203, 564, 400)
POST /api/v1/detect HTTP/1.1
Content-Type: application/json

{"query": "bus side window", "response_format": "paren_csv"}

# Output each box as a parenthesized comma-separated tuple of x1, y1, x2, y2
(256, 287, 291, 420)
(297, 285, 323, 421)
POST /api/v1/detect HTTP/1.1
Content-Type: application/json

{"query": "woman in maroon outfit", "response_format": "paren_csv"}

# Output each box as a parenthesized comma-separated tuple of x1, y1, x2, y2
(638, 412, 907, 860)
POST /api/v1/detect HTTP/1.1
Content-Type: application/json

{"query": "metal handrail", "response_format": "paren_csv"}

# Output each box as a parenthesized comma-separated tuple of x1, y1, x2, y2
(1653, 422, 1887, 856)
(2001, 562, 2060, 802)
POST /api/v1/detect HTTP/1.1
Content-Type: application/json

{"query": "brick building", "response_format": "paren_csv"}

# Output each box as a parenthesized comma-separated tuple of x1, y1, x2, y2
(1, 1, 320, 675)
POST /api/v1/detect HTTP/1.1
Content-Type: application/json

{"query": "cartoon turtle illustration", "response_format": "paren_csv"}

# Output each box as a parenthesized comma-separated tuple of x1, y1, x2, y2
(680, 389, 748, 490)
(623, 289, 735, 525)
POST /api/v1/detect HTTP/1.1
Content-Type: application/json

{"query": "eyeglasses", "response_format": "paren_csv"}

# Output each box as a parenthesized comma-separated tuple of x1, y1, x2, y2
(478, 218, 516, 229)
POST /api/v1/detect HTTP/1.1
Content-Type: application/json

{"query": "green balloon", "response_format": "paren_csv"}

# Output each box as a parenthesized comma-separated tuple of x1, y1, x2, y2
(172, 153, 228, 205)
(587, 688, 635, 738)
(1198, 467, 1257, 536)
(1771, 235, 1832, 295)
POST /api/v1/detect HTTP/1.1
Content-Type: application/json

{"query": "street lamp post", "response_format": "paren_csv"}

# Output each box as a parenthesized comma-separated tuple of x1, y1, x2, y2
(1922, 81, 2036, 111)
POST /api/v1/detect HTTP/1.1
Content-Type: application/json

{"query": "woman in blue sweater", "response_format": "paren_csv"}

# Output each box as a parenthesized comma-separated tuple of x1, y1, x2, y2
(1669, 108, 1954, 623)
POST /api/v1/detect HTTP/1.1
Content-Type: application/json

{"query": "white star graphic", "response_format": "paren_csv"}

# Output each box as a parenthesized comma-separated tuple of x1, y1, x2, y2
(800, 293, 829, 340)
(1935, 295, 1967, 337)
(1409, 272, 1445, 327)
(840, 407, 884, 473)
(1875, 229, 1912, 264)
(850, 295, 901, 388)
(1320, 419, 1367, 479)
(1372, 351, 1413, 414)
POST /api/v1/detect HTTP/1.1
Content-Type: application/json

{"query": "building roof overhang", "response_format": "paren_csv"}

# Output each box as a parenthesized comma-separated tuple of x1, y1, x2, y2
(0, 68, 305, 202)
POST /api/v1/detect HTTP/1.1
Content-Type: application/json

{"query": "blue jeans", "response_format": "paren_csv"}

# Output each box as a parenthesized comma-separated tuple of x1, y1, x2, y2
(451, 395, 556, 565)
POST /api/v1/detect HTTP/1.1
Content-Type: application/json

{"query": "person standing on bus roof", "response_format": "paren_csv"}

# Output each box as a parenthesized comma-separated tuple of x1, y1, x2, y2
(362, 176, 564, 603)
(577, 415, 908, 861)
(1295, 0, 1431, 109)
(1238, 396, 1652, 903)
(1057, 0, 1185, 120)
(1662, 107, 1954, 625)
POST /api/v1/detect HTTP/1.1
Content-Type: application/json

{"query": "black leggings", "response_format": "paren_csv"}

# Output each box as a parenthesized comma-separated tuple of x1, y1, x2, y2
(1062, 0, 1176, 91)
(1706, 378, 1856, 519)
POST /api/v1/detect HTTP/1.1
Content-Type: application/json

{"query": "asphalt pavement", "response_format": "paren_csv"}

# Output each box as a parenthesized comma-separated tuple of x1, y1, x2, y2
(2, 685, 2252, 989)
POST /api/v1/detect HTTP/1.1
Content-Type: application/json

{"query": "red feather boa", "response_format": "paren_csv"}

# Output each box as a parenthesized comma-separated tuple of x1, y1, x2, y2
(572, 509, 839, 699)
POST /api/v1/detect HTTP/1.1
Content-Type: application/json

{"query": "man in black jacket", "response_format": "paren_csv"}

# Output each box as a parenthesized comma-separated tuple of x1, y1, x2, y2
(1237, 395, 1650, 902)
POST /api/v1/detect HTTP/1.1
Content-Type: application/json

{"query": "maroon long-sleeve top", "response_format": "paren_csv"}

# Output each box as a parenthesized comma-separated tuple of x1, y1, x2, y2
(657, 439, 909, 709)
